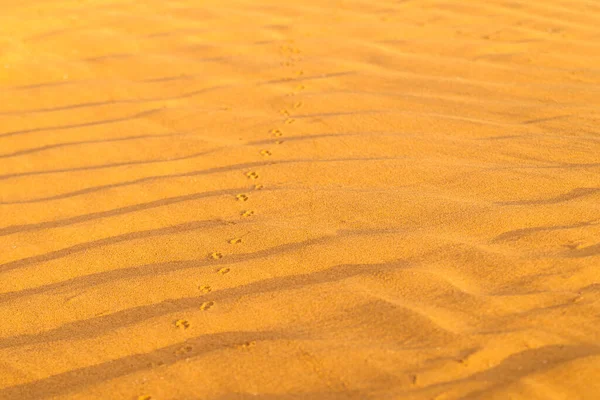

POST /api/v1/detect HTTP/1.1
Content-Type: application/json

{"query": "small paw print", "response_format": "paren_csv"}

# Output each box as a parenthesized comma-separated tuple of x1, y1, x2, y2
(175, 345, 193, 356)
(175, 319, 190, 329)
(199, 285, 212, 293)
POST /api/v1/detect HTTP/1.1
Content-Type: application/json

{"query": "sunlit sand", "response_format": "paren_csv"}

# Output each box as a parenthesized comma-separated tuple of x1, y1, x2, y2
(1, 0, 599, 399)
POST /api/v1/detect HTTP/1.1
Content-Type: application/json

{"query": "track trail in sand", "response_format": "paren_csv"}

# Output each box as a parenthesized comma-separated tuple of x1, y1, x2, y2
(0, 0, 599, 399)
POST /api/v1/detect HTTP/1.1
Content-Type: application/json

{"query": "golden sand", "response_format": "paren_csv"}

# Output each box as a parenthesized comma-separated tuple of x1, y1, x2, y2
(1, 0, 599, 399)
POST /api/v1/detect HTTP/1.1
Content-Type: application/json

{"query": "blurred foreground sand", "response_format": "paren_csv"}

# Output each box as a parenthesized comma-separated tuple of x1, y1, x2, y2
(0, 0, 599, 399)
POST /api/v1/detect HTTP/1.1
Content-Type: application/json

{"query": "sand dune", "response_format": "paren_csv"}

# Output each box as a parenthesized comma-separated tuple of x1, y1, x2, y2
(1, 0, 599, 399)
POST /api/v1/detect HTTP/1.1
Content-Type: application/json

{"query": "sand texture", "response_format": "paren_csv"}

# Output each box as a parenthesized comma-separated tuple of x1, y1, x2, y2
(1, 0, 600, 399)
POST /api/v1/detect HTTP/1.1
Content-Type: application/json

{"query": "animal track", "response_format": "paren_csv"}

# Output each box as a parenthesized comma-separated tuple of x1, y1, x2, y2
(199, 285, 212, 293)
(246, 171, 259, 180)
(270, 128, 283, 137)
(260, 150, 272, 156)
(229, 238, 242, 244)
(218, 267, 230, 275)
(146, 361, 165, 368)
(200, 301, 214, 311)
(210, 252, 223, 259)
(279, 45, 300, 54)
(175, 319, 190, 329)
(238, 341, 256, 350)
(285, 118, 295, 124)
(241, 210, 254, 217)
(254, 184, 263, 190)
(175, 345, 193, 356)
(294, 101, 303, 108)
(236, 194, 248, 201)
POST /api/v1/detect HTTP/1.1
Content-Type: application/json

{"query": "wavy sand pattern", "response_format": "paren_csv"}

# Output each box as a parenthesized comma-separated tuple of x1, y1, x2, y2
(1, 0, 600, 399)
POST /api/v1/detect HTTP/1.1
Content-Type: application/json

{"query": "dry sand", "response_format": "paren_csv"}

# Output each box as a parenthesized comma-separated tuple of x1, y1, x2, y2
(1, 0, 599, 399)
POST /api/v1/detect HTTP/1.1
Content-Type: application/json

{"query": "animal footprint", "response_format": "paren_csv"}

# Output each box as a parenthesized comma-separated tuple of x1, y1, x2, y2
(218, 267, 230, 275)
(260, 150, 272, 156)
(238, 341, 256, 350)
(175, 319, 190, 329)
(229, 238, 242, 244)
(200, 301, 214, 311)
(241, 210, 254, 217)
(199, 285, 212, 293)
(276, 140, 283, 145)
(279, 109, 290, 116)
(246, 171, 259, 180)
(270, 129, 283, 137)
(175, 345, 193, 356)
(254, 184, 263, 190)
(296, 84, 305, 91)
(285, 118, 295, 124)
(236, 194, 248, 201)
(210, 252, 223, 260)
(294, 101, 303, 108)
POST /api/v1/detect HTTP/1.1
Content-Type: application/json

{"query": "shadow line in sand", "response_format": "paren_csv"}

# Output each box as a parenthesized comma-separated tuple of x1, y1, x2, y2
(564, 242, 600, 258)
(0, 255, 409, 350)
(0, 156, 407, 205)
(0, 219, 229, 274)
(491, 219, 599, 242)
(0, 229, 404, 303)
(495, 187, 600, 206)
(0, 108, 162, 139)
(0, 330, 289, 400)
(451, 345, 599, 399)
(0, 133, 184, 160)
(0, 148, 216, 181)
(258, 71, 356, 85)
(0, 131, 407, 180)
(0, 85, 227, 116)
(0, 188, 243, 237)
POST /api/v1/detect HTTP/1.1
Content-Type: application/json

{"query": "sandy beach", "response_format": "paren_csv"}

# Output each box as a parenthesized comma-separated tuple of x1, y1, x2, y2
(1, 0, 599, 398)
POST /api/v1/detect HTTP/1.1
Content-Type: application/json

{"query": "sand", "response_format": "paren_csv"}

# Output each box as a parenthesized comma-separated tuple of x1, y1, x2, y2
(0, 0, 599, 399)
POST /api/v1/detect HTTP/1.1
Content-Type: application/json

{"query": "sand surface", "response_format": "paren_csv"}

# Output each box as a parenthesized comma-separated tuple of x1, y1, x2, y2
(1, 0, 600, 399)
